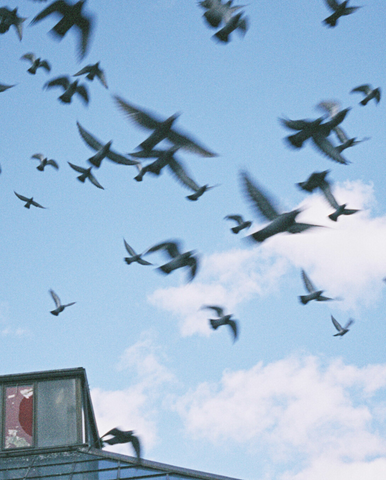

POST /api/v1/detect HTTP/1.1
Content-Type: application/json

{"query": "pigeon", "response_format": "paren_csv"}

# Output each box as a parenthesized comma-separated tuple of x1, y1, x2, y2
(323, 0, 361, 27)
(30, 0, 93, 60)
(201, 305, 238, 342)
(201, 0, 246, 28)
(350, 84, 381, 106)
(123, 239, 152, 266)
(113, 96, 218, 157)
(68, 162, 104, 189)
(133, 147, 181, 181)
(214, 11, 248, 43)
(240, 171, 321, 243)
(20, 53, 51, 75)
(76, 122, 140, 168)
(331, 315, 354, 336)
(224, 214, 252, 233)
(49, 289, 76, 316)
(74, 62, 108, 88)
(31, 153, 59, 171)
(296, 170, 331, 193)
(0, 7, 26, 40)
(14, 191, 46, 209)
(44, 76, 89, 104)
(145, 240, 198, 281)
(0, 83, 16, 92)
(299, 270, 333, 305)
(100, 428, 141, 460)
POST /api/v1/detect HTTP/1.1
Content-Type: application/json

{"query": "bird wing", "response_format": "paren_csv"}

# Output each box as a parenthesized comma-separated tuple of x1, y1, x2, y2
(279, 117, 316, 131)
(311, 132, 349, 164)
(167, 158, 200, 192)
(49, 289, 61, 308)
(130, 434, 141, 459)
(75, 84, 89, 104)
(316, 100, 341, 118)
(146, 241, 181, 258)
(166, 128, 218, 157)
(113, 96, 162, 130)
(31, 153, 45, 161)
(344, 318, 354, 330)
(301, 270, 316, 293)
(331, 315, 343, 332)
(320, 182, 339, 209)
(30, 1, 68, 25)
(228, 319, 238, 341)
(202, 305, 224, 317)
(96, 69, 108, 88)
(186, 256, 198, 281)
(31, 199, 46, 208)
(68, 162, 86, 173)
(47, 160, 59, 169)
(333, 125, 349, 144)
(324, 0, 341, 12)
(123, 239, 136, 256)
(20, 52, 35, 63)
(44, 76, 70, 90)
(287, 222, 321, 233)
(14, 191, 28, 202)
(88, 171, 104, 189)
(241, 171, 279, 221)
(225, 214, 243, 224)
(73, 65, 90, 76)
(75, 15, 92, 60)
(351, 84, 371, 95)
(40, 60, 51, 72)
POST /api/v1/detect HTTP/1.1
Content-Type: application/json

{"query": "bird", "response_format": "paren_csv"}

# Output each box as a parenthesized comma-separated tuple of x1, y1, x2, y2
(201, 0, 246, 29)
(224, 214, 252, 234)
(0, 7, 26, 40)
(299, 270, 333, 305)
(49, 289, 76, 316)
(350, 84, 381, 106)
(30, 0, 93, 60)
(240, 171, 321, 243)
(214, 12, 248, 43)
(0, 83, 16, 92)
(296, 170, 331, 193)
(323, 0, 361, 27)
(44, 76, 89, 104)
(123, 239, 152, 266)
(201, 305, 238, 342)
(73, 62, 108, 88)
(14, 191, 46, 209)
(331, 315, 354, 337)
(31, 154, 59, 171)
(20, 53, 51, 75)
(113, 96, 218, 157)
(100, 428, 141, 460)
(76, 122, 140, 168)
(68, 162, 104, 189)
(145, 240, 198, 281)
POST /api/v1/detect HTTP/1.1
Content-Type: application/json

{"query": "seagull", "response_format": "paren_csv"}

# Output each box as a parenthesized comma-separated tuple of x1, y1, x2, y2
(0, 7, 26, 40)
(74, 62, 108, 88)
(0, 83, 16, 92)
(224, 214, 252, 233)
(68, 162, 104, 189)
(20, 53, 51, 75)
(350, 84, 381, 106)
(323, 0, 361, 27)
(240, 170, 321, 243)
(145, 240, 198, 281)
(331, 315, 354, 336)
(123, 239, 152, 266)
(100, 428, 141, 460)
(214, 12, 248, 43)
(201, 305, 238, 342)
(49, 289, 76, 316)
(113, 96, 218, 157)
(30, 0, 93, 60)
(299, 270, 333, 305)
(14, 191, 46, 209)
(44, 76, 89, 104)
(31, 154, 59, 171)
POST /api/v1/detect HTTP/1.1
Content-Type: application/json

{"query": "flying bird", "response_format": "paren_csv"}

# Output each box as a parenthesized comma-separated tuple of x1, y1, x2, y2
(30, 0, 93, 60)
(14, 191, 46, 209)
(123, 239, 152, 266)
(201, 0, 246, 28)
(299, 270, 333, 305)
(31, 153, 59, 171)
(68, 162, 104, 189)
(49, 289, 76, 316)
(44, 76, 89, 104)
(296, 170, 331, 193)
(100, 428, 141, 460)
(323, 0, 361, 27)
(0, 83, 16, 92)
(74, 62, 108, 88)
(214, 12, 248, 43)
(20, 53, 51, 75)
(350, 84, 381, 106)
(201, 305, 238, 342)
(331, 315, 354, 336)
(224, 214, 252, 233)
(0, 7, 26, 40)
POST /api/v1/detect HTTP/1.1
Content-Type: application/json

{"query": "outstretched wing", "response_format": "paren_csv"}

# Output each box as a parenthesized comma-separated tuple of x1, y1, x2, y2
(146, 241, 181, 258)
(301, 270, 316, 293)
(49, 289, 61, 308)
(331, 315, 343, 332)
(30, 1, 69, 25)
(240, 171, 279, 221)
(167, 158, 200, 192)
(113, 96, 162, 130)
(202, 305, 224, 317)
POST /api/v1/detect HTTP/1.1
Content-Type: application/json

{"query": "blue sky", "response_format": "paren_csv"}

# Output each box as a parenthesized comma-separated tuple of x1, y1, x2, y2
(1, 1, 386, 479)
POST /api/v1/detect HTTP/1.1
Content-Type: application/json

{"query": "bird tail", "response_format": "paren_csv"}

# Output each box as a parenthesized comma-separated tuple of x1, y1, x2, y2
(77, 173, 88, 183)
(214, 30, 230, 43)
(231, 226, 242, 234)
(59, 92, 72, 104)
(158, 264, 173, 274)
(28, 65, 37, 75)
(299, 296, 309, 305)
(360, 98, 369, 106)
(210, 319, 221, 329)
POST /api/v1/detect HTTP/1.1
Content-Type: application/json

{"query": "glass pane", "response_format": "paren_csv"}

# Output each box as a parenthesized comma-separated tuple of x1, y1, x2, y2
(4, 385, 34, 449)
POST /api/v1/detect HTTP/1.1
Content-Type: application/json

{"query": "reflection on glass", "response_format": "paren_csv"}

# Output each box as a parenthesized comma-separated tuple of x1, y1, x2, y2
(4, 385, 34, 449)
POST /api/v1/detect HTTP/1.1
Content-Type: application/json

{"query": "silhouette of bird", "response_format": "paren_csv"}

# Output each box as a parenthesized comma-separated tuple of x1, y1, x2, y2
(0, 83, 15, 92)
(101, 428, 141, 460)
(74, 62, 108, 88)
(224, 214, 252, 233)
(30, 0, 93, 60)
(214, 12, 248, 43)
(351, 84, 381, 106)
(201, 305, 238, 342)
(68, 162, 104, 189)
(299, 270, 333, 305)
(49, 289, 76, 316)
(20, 53, 51, 75)
(0, 7, 26, 40)
(331, 315, 354, 336)
(201, 0, 246, 28)
(323, 0, 361, 27)
(114, 96, 218, 157)
(14, 191, 46, 209)
(296, 170, 331, 193)
(145, 240, 198, 281)
(240, 171, 321, 243)
(31, 154, 59, 171)
(123, 239, 152, 266)
(44, 76, 89, 104)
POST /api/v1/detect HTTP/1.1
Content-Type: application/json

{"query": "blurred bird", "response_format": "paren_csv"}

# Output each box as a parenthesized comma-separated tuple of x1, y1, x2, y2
(145, 240, 198, 281)
(331, 315, 354, 336)
(296, 170, 330, 193)
(14, 191, 46, 209)
(214, 11, 248, 43)
(114, 96, 218, 157)
(0, 83, 16, 92)
(0, 7, 26, 40)
(299, 270, 333, 305)
(21, 53, 51, 75)
(74, 62, 108, 88)
(123, 239, 152, 266)
(323, 0, 361, 27)
(44, 76, 89, 104)
(100, 428, 141, 460)
(31, 154, 59, 171)
(350, 84, 381, 106)
(49, 289, 76, 316)
(68, 162, 104, 189)
(224, 214, 252, 233)
(240, 171, 321, 243)
(30, 0, 93, 60)
(201, 0, 246, 28)
(201, 305, 238, 342)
